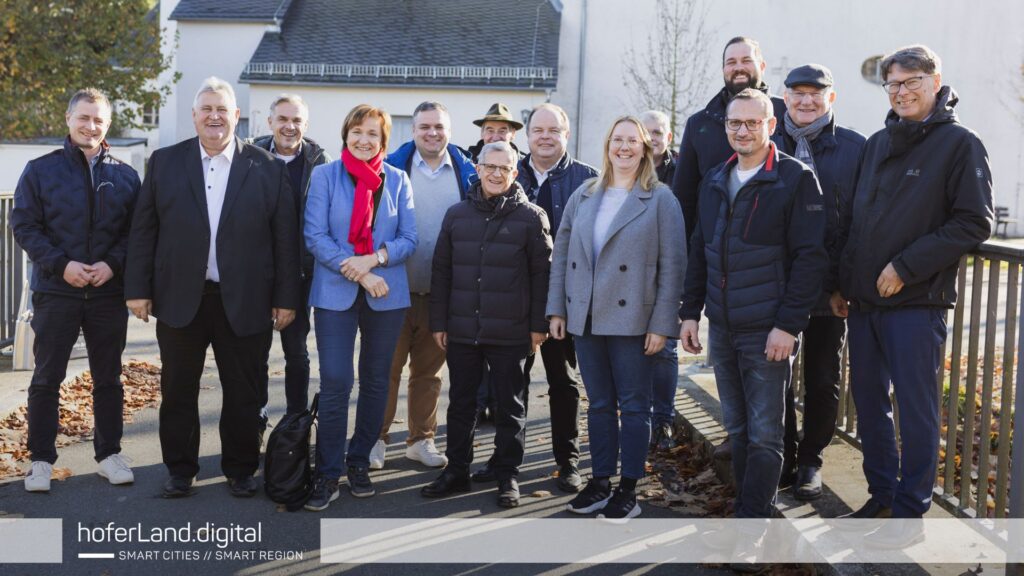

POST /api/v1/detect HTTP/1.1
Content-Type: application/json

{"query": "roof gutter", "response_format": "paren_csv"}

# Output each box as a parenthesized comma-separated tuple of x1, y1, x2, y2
(574, 0, 587, 158)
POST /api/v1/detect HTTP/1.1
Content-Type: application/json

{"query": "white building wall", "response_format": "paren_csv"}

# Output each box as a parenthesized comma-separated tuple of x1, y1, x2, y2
(555, 0, 1024, 233)
(0, 143, 148, 191)
(248, 84, 549, 156)
(172, 22, 268, 145)
(156, 0, 180, 148)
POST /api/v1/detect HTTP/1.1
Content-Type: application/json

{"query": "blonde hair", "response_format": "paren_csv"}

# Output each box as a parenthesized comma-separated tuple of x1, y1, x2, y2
(594, 116, 658, 192)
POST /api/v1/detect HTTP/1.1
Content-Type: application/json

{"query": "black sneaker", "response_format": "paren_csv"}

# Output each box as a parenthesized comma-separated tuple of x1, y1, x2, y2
(347, 465, 375, 498)
(597, 487, 641, 524)
(565, 478, 612, 514)
(304, 476, 339, 511)
(650, 423, 677, 452)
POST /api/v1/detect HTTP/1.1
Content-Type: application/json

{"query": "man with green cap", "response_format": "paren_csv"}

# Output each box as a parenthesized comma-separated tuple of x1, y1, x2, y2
(467, 102, 525, 164)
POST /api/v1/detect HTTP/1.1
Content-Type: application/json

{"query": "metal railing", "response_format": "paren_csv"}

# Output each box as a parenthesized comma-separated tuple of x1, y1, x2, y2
(241, 62, 557, 83)
(794, 240, 1024, 519)
(1, 191, 26, 348)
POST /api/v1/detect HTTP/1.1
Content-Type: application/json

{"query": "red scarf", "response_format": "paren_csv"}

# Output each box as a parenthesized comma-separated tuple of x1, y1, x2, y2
(342, 148, 384, 255)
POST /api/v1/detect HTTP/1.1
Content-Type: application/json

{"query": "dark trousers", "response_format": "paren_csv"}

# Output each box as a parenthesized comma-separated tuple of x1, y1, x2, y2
(523, 335, 581, 466)
(847, 308, 946, 518)
(445, 342, 529, 479)
(157, 289, 268, 479)
(260, 277, 312, 414)
(784, 315, 846, 469)
(27, 293, 127, 464)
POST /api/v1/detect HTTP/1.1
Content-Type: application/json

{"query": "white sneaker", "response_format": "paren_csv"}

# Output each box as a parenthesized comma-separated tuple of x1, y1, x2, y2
(97, 454, 134, 485)
(405, 438, 448, 468)
(369, 439, 386, 470)
(24, 461, 52, 492)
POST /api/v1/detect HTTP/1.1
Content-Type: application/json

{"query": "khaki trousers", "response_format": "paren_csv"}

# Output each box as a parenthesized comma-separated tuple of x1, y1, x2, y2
(381, 294, 445, 444)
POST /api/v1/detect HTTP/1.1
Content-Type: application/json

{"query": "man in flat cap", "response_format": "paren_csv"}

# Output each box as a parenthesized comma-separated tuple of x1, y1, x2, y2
(777, 64, 865, 500)
(467, 103, 525, 164)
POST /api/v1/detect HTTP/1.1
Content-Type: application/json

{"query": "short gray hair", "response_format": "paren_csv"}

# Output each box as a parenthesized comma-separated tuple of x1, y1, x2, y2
(639, 110, 670, 131)
(881, 45, 942, 81)
(193, 77, 237, 109)
(66, 88, 112, 115)
(269, 93, 309, 117)
(478, 141, 517, 166)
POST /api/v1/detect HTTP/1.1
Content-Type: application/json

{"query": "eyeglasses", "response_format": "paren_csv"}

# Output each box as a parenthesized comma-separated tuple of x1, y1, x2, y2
(610, 136, 642, 148)
(725, 119, 766, 132)
(787, 89, 827, 102)
(479, 163, 514, 176)
(881, 75, 934, 94)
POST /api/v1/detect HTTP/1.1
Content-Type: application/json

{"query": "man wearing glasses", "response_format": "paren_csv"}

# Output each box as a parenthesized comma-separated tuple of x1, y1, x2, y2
(776, 64, 866, 500)
(832, 45, 992, 542)
(423, 140, 552, 507)
(680, 88, 827, 525)
(465, 103, 596, 493)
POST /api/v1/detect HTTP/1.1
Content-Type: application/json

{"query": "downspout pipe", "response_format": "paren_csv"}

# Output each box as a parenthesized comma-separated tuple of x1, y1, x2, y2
(574, 0, 587, 158)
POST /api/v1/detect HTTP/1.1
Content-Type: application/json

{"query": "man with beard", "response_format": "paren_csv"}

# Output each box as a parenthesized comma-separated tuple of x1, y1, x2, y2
(672, 36, 787, 243)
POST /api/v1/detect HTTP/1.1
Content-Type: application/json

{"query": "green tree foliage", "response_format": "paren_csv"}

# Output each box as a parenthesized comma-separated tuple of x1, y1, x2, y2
(0, 0, 177, 139)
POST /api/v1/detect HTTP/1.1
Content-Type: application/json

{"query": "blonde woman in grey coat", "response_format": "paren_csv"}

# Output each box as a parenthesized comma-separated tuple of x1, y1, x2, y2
(547, 115, 686, 522)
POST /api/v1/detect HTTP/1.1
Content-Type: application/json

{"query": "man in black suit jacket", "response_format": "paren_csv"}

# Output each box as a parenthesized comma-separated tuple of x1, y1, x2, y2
(125, 77, 300, 498)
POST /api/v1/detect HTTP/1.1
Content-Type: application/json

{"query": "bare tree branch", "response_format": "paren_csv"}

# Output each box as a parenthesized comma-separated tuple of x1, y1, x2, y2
(621, 0, 718, 137)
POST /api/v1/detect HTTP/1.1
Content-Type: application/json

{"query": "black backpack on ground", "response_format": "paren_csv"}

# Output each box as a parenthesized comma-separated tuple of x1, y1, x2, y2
(264, 394, 318, 511)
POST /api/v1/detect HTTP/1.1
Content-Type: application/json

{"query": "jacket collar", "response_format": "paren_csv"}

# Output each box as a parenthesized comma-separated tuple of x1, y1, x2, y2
(62, 135, 108, 167)
(575, 180, 651, 265)
(883, 85, 958, 157)
(717, 141, 780, 185)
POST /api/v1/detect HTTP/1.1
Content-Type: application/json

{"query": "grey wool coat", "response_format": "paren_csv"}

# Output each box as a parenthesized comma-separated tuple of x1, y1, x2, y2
(546, 179, 686, 337)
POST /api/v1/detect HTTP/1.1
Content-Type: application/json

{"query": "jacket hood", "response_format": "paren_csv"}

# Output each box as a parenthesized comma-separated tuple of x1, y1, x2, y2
(884, 86, 959, 156)
(468, 180, 528, 216)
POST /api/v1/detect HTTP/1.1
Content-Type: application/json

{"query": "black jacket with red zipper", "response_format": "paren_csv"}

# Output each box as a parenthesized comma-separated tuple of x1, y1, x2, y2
(680, 142, 828, 336)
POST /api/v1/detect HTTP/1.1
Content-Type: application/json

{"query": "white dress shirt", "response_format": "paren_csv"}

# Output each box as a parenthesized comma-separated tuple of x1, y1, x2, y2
(412, 148, 453, 179)
(200, 138, 236, 282)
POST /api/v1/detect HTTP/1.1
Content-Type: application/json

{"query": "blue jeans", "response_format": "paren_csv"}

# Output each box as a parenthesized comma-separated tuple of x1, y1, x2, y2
(847, 308, 946, 518)
(651, 338, 679, 427)
(574, 326, 653, 480)
(313, 292, 405, 479)
(709, 326, 791, 518)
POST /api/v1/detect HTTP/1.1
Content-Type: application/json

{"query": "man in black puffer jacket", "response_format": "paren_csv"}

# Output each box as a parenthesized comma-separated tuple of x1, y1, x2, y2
(423, 141, 552, 509)
(832, 46, 992, 533)
(12, 88, 141, 492)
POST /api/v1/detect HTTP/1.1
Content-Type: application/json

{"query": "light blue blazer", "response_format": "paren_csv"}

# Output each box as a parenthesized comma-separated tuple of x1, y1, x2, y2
(305, 160, 417, 311)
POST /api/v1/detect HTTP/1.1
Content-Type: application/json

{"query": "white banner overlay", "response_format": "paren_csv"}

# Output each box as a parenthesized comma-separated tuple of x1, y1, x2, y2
(0, 519, 62, 563)
(320, 518, 1024, 564)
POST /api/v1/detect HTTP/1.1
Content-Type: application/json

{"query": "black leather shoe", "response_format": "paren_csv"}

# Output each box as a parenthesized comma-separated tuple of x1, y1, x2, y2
(841, 498, 892, 519)
(557, 463, 583, 493)
(471, 461, 496, 483)
(227, 475, 258, 498)
(421, 471, 472, 498)
(778, 465, 797, 489)
(793, 465, 823, 501)
(497, 478, 520, 508)
(713, 438, 732, 461)
(162, 475, 195, 498)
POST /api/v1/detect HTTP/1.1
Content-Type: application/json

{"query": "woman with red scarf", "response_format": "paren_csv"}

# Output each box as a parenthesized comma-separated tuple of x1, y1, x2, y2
(303, 104, 417, 511)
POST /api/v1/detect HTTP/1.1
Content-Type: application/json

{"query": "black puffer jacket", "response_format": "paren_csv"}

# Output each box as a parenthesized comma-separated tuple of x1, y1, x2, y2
(430, 181, 552, 346)
(680, 143, 828, 336)
(672, 85, 787, 243)
(777, 118, 866, 315)
(12, 138, 141, 298)
(837, 87, 993, 310)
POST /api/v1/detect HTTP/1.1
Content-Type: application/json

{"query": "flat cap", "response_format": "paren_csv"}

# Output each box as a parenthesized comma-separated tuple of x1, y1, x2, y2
(785, 64, 834, 89)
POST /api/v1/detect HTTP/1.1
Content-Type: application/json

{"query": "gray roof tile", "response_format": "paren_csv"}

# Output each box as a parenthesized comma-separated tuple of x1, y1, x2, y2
(238, 0, 560, 88)
(170, 0, 292, 22)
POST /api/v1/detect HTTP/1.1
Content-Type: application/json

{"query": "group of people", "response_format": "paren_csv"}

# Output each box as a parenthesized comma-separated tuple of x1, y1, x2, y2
(12, 35, 993, 539)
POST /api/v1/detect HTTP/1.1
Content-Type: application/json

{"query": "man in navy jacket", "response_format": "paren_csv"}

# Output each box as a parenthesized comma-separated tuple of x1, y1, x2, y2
(776, 64, 866, 499)
(12, 88, 140, 493)
(680, 89, 827, 522)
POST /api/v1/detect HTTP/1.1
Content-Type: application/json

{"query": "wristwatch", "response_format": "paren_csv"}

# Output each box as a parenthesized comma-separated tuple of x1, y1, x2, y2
(376, 249, 386, 266)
